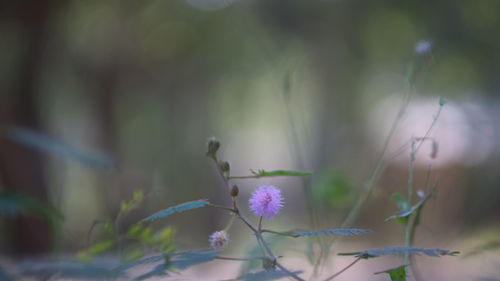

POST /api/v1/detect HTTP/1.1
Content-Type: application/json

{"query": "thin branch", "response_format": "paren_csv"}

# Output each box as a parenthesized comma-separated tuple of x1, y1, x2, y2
(206, 203, 236, 213)
(261, 229, 298, 238)
(414, 103, 444, 155)
(275, 261, 307, 281)
(215, 256, 264, 261)
(323, 257, 362, 281)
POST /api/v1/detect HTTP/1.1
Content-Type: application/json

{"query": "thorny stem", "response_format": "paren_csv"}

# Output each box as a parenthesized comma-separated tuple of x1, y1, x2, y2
(258, 216, 263, 231)
(209, 155, 305, 281)
(323, 256, 363, 281)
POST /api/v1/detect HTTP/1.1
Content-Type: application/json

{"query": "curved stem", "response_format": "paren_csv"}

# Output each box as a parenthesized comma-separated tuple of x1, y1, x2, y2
(323, 257, 362, 281)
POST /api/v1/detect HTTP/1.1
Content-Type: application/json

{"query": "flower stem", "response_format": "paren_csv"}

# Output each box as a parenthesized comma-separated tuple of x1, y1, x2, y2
(209, 154, 305, 281)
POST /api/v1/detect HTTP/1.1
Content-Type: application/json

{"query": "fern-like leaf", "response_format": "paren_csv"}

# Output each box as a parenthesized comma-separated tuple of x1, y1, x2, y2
(240, 269, 303, 281)
(142, 200, 209, 222)
(339, 246, 459, 259)
(255, 169, 312, 177)
(292, 228, 372, 237)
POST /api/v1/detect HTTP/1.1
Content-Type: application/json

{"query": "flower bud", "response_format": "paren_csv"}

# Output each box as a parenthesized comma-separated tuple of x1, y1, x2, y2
(230, 185, 239, 197)
(206, 137, 220, 158)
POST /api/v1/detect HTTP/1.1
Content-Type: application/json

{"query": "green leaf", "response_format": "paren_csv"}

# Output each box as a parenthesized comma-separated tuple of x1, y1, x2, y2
(121, 190, 145, 212)
(6, 127, 114, 169)
(338, 246, 459, 259)
(88, 240, 115, 255)
(142, 200, 209, 222)
(77, 240, 116, 261)
(375, 265, 407, 281)
(292, 228, 372, 237)
(240, 269, 304, 281)
(124, 246, 145, 262)
(254, 169, 312, 177)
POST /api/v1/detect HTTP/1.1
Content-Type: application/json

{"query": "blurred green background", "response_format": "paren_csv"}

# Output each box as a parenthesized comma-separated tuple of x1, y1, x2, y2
(1, 0, 499, 280)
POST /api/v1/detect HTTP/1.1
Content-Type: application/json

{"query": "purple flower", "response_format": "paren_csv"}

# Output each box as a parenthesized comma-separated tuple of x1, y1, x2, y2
(209, 230, 229, 250)
(249, 185, 284, 218)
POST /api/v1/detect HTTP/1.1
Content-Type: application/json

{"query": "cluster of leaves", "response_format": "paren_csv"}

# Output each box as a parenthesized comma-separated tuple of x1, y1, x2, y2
(339, 246, 459, 259)
(78, 190, 176, 263)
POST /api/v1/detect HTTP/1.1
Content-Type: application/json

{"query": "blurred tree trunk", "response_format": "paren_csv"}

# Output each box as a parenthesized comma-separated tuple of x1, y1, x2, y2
(0, 0, 61, 255)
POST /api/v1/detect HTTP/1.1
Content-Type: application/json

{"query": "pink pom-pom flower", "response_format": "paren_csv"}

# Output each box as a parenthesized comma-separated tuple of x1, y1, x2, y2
(209, 230, 229, 250)
(249, 184, 284, 218)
